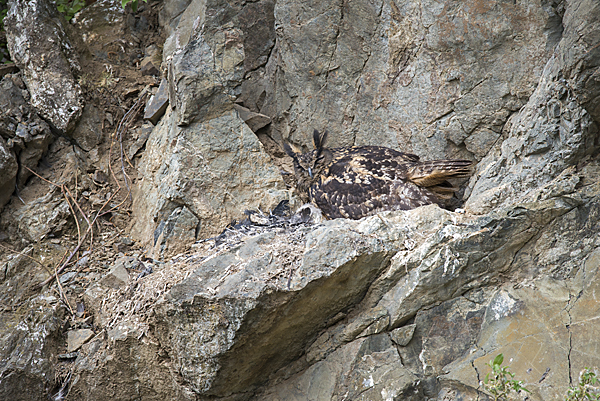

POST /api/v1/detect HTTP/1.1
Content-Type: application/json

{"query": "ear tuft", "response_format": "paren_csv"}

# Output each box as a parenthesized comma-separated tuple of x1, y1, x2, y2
(313, 129, 328, 150)
(283, 142, 298, 159)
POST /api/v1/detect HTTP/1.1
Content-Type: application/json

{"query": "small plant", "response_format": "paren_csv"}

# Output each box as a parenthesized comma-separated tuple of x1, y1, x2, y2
(98, 65, 116, 87)
(55, 0, 85, 21)
(121, 0, 147, 12)
(482, 353, 530, 401)
(566, 368, 600, 401)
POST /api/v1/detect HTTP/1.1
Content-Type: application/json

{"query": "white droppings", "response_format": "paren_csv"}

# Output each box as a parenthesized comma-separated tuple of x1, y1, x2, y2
(381, 388, 397, 400)
(491, 292, 518, 320)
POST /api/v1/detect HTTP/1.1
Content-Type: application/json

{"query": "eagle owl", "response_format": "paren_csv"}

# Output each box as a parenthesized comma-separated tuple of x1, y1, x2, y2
(284, 130, 473, 220)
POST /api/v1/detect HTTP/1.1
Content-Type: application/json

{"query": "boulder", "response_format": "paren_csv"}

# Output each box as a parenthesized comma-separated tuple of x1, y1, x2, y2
(0, 294, 64, 401)
(4, 0, 84, 134)
(130, 108, 288, 255)
(465, 0, 600, 214)
(0, 73, 53, 207)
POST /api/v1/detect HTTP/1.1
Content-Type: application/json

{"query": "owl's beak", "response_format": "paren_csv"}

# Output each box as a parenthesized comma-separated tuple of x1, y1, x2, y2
(308, 167, 313, 178)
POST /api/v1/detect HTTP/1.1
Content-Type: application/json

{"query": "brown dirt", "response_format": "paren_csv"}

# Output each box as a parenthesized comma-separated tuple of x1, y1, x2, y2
(0, 1, 165, 324)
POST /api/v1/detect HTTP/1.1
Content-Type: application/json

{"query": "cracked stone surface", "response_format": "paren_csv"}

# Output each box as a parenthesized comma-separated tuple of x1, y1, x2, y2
(2, 0, 600, 399)
(4, 0, 84, 134)
(265, 0, 558, 163)
(130, 108, 289, 256)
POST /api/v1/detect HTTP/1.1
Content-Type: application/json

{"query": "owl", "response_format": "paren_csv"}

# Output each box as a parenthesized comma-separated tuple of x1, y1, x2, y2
(284, 130, 473, 220)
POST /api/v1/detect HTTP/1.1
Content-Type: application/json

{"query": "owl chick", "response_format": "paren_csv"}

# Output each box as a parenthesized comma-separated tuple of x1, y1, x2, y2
(284, 129, 473, 220)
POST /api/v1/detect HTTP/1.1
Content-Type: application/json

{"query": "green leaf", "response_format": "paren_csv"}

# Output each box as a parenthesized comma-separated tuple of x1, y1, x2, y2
(493, 354, 504, 367)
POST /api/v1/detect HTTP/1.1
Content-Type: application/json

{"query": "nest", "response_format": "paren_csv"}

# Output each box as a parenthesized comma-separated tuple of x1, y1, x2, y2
(98, 201, 324, 334)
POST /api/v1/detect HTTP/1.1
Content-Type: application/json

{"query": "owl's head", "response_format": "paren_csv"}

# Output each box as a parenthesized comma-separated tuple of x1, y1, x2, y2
(284, 129, 332, 193)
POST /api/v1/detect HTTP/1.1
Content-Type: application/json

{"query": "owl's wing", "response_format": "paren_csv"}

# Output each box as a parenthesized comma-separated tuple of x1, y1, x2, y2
(328, 146, 418, 180)
(310, 153, 436, 219)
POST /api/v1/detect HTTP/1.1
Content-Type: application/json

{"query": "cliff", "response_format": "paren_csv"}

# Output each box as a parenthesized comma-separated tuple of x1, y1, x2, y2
(1, 0, 599, 400)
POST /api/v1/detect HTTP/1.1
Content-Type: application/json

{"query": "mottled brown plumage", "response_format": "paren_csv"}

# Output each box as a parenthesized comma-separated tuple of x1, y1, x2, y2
(284, 130, 473, 220)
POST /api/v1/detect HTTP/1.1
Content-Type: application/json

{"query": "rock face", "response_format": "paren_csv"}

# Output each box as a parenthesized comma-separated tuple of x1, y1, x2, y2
(66, 178, 600, 400)
(263, 0, 557, 157)
(465, 0, 600, 214)
(130, 108, 289, 256)
(1, 0, 600, 400)
(0, 293, 64, 401)
(4, 0, 84, 134)
(0, 73, 53, 209)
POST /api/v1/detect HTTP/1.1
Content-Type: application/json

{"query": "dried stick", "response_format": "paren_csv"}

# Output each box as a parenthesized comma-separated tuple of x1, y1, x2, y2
(26, 174, 114, 289)
(110, 86, 150, 202)
(62, 186, 82, 247)
(27, 88, 150, 289)
(37, 231, 90, 289)
(55, 262, 74, 316)
(63, 185, 94, 252)
(24, 165, 90, 259)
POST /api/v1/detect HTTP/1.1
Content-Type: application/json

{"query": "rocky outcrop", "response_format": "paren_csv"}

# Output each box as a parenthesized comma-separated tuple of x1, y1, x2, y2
(465, 0, 600, 214)
(4, 0, 84, 134)
(1, 0, 600, 400)
(64, 171, 600, 400)
(130, 108, 289, 256)
(0, 73, 53, 209)
(255, 177, 600, 400)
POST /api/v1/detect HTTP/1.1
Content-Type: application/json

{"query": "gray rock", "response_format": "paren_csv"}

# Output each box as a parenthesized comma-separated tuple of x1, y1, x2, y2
(4, 0, 84, 134)
(99, 263, 130, 289)
(258, 334, 418, 401)
(0, 73, 53, 203)
(159, 0, 197, 61)
(398, 297, 485, 377)
(168, 21, 244, 125)
(150, 206, 199, 257)
(143, 78, 169, 125)
(464, 128, 501, 159)
(140, 57, 160, 76)
(0, 136, 18, 208)
(153, 220, 394, 397)
(0, 73, 29, 135)
(0, 295, 63, 401)
(67, 329, 95, 352)
(265, 0, 555, 161)
(390, 323, 416, 347)
(70, 104, 103, 151)
(465, 0, 600, 214)
(14, 188, 71, 242)
(164, 0, 277, 126)
(130, 108, 288, 254)
(234, 104, 271, 133)
(128, 123, 153, 159)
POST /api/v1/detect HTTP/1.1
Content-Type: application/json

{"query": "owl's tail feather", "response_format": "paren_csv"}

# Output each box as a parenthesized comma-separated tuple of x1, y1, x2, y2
(407, 160, 472, 188)
(428, 182, 458, 199)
